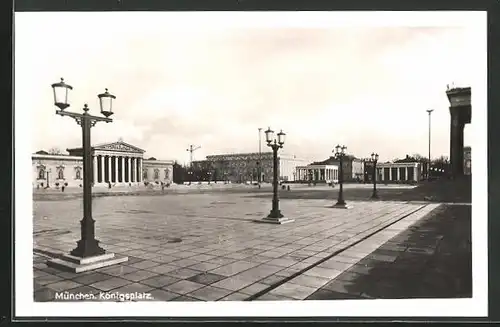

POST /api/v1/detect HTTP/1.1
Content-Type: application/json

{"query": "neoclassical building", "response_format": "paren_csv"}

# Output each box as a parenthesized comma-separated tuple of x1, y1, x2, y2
(295, 164, 339, 184)
(192, 152, 309, 183)
(32, 140, 174, 188)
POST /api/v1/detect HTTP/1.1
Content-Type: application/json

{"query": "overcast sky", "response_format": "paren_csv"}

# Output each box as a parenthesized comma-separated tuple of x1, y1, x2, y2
(16, 12, 484, 164)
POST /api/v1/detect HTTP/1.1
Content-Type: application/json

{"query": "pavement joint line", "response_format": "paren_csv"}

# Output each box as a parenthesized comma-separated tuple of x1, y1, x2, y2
(244, 203, 432, 301)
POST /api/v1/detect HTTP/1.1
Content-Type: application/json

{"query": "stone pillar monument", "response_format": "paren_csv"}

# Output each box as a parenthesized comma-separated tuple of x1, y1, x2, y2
(446, 86, 471, 178)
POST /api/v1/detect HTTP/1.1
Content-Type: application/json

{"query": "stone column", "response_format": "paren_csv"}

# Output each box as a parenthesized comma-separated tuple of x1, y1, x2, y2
(139, 158, 143, 182)
(93, 155, 97, 184)
(130, 158, 135, 182)
(127, 157, 132, 183)
(123, 156, 127, 183)
(99, 155, 105, 183)
(405, 167, 408, 182)
(397, 167, 400, 181)
(121, 156, 125, 182)
(450, 110, 465, 177)
(114, 156, 118, 183)
(107, 156, 112, 183)
(389, 167, 392, 181)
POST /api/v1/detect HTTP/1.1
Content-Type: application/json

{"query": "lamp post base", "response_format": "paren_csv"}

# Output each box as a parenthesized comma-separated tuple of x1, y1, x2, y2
(47, 252, 129, 273)
(70, 238, 106, 258)
(332, 201, 352, 209)
(370, 192, 379, 200)
(255, 216, 295, 224)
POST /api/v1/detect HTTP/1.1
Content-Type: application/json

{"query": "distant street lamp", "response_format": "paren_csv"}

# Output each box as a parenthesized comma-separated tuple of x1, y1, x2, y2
(46, 168, 52, 188)
(47, 78, 128, 272)
(332, 144, 351, 209)
(426, 109, 434, 180)
(366, 152, 379, 200)
(256, 127, 294, 224)
(207, 171, 212, 184)
(258, 127, 262, 185)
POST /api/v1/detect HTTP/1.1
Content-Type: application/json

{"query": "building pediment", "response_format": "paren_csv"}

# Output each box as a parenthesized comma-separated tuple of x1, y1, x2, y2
(94, 141, 145, 153)
(67, 141, 146, 154)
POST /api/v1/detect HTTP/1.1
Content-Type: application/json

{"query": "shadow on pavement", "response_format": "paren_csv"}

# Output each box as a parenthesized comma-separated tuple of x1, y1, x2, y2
(306, 204, 472, 300)
(253, 177, 472, 204)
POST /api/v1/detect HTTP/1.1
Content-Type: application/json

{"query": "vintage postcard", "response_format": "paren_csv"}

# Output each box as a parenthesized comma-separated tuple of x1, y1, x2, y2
(14, 10, 487, 318)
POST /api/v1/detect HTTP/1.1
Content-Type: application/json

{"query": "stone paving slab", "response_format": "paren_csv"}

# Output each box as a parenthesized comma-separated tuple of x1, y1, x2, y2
(251, 203, 439, 300)
(305, 204, 472, 300)
(33, 192, 438, 302)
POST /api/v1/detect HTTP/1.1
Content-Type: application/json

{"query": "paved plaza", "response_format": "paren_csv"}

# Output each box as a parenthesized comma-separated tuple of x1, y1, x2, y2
(33, 184, 471, 302)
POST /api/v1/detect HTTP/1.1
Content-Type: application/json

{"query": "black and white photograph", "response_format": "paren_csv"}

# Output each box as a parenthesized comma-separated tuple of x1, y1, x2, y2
(14, 10, 487, 318)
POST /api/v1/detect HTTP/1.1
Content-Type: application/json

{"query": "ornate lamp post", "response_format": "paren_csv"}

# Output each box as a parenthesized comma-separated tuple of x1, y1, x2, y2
(46, 78, 128, 273)
(332, 144, 351, 209)
(255, 127, 294, 224)
(366, 152, 379, 199)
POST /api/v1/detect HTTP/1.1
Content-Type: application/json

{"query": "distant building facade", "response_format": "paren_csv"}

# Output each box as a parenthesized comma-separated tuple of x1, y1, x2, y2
(295, 164, 339, 184)
(192, 152, 309, 183)
(309, 155, 364, 182)
(376, 162, 422, 182)
(32, 140, 174, 188)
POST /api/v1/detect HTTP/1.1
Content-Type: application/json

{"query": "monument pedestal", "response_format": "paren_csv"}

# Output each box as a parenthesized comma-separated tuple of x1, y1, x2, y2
(47, 253, 128, 273)
(447, 87, 471, 178)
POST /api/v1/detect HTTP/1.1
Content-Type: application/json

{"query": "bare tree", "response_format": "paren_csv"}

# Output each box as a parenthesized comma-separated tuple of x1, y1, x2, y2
(433, 155, 449, 164)
(48, 147, 62, 155)
(411, 153, 428, 162)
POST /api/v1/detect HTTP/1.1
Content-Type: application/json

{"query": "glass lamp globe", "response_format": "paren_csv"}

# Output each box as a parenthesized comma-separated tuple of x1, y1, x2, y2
(265, 127, 274, 143)
(277, 130, 286, 145)
(98, 88, 116, 118)
(51, 78, 73, 110)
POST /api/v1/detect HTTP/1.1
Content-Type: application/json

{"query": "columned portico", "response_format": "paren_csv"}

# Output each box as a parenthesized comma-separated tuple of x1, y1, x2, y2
(295, 164, 339, 183)
(378, 162, 420, 182)
(68, 141, 146, 186)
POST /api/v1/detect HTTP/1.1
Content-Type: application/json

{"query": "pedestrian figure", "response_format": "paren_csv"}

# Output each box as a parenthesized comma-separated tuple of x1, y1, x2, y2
(61, 185, 65, 192)
(287, 185, 290, 191)
(108, 181, 112, 189)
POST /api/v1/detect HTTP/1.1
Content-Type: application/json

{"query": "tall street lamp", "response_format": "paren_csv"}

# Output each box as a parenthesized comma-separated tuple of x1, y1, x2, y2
(258, 127, 262, 185)
(46, 78, 128, 273)
(332, 144, 351, 209)
(426, 109, 434, 180)
(366, 152, 379, 200)
(255, 127, 294, 224)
